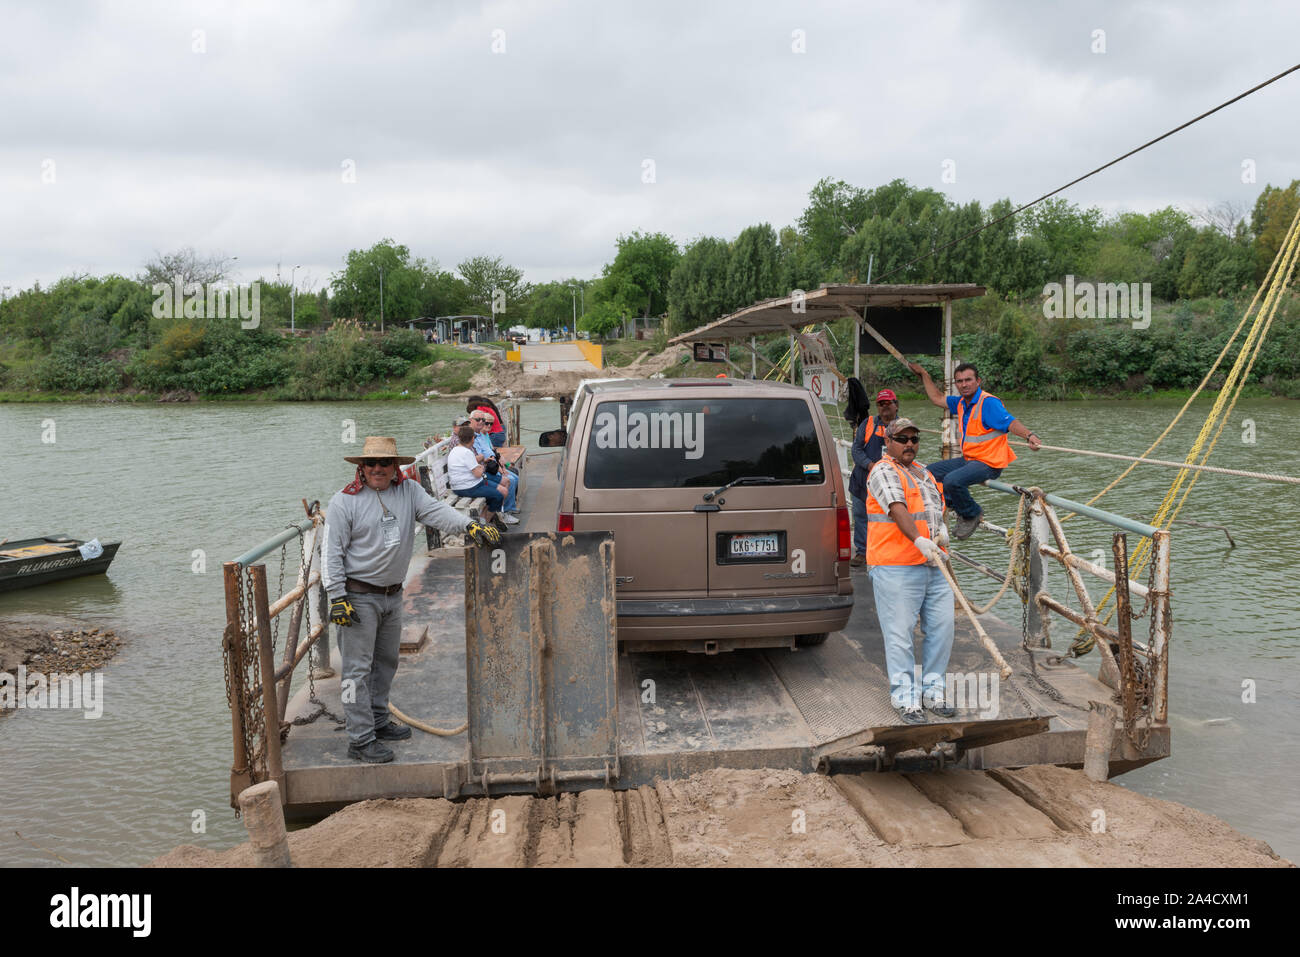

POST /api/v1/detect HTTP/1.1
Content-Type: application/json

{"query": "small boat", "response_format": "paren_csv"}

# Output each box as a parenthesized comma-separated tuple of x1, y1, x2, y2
(0, 536, 121, 592)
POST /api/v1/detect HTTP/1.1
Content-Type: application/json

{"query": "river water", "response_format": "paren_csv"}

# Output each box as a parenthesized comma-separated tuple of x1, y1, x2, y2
(0, 397, 1296, 865)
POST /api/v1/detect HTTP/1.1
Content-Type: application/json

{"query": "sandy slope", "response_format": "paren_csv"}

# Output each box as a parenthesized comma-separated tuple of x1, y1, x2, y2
(151, 766, 1290, 868)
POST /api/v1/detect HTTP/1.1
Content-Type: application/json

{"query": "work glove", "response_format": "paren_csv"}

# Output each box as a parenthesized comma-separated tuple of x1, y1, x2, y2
(933, 524, 950, 550)
(330, 596, 359, 626)
(914, 536, 942, 566)
(465, 520, 501, 547)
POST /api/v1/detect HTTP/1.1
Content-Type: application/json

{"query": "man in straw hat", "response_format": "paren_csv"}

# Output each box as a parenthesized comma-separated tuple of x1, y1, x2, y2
(323, 436, 501, 764)
(863, 418, 956, 725)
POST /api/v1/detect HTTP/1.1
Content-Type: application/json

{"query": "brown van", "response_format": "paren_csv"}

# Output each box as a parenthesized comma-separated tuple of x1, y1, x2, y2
(556, 378, 853, 652)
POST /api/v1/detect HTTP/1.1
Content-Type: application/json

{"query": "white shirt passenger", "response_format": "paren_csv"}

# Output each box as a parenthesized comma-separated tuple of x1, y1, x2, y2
(447, 445, 480, 490)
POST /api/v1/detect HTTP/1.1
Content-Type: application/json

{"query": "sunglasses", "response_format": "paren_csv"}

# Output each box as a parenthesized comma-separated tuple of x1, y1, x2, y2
(890, 434, 921, 445)
(363, 458, 396, 467)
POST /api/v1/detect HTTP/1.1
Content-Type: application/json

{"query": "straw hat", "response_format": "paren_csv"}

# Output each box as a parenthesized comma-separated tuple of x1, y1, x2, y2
(344, 436, 416, 465)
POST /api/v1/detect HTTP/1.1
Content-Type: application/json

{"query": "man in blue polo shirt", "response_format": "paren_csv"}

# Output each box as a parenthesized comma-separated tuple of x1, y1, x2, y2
(909, 361, 1041, 539)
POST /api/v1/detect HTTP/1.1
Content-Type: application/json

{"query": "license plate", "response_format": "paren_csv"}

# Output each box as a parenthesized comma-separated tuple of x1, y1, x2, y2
(731, 533, 780, 557)
(717, 531, 786, 564)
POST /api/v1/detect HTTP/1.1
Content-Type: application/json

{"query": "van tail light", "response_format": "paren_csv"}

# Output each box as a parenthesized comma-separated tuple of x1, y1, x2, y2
(836, 506, 851, 561)
(557, 512, 574, 532)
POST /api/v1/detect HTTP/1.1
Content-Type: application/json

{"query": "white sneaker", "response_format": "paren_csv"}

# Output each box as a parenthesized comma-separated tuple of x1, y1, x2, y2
(500, 513, 520, 525)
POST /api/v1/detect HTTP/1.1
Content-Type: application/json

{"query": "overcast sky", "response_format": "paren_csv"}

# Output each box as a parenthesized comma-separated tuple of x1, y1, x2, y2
(2, 0, 1297, 294)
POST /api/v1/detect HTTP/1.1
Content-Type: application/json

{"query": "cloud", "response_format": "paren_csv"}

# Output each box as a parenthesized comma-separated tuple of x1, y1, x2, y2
(1, 0, 1297, 291)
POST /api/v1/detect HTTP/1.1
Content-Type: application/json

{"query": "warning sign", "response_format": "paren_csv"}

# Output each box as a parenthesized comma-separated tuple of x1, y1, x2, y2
(798, 330, 841, 404)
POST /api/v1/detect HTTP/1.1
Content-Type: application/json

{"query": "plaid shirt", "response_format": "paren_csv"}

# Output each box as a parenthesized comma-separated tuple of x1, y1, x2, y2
(866, 452, 945, 530)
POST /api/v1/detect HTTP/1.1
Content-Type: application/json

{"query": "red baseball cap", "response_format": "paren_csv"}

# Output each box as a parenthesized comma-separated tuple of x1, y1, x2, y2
(876, 389, 897, 402)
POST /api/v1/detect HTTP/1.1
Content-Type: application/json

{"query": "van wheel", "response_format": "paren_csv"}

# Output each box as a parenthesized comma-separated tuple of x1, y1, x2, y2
(794, 633, 829, 647)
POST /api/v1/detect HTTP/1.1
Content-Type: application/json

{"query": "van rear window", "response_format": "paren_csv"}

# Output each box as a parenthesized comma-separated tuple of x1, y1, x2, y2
(582, 398, 825, 489)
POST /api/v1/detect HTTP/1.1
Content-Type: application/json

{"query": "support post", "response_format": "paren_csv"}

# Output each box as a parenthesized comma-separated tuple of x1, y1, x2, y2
(1027, 497, 1051, 646)
(223, 562, 252, 800)
(419, 466, 442, 550)
(238, 781, 293, 868)
(1150, 529, 1171, 722)
(1084, 701, 1118, 781)
(751, 336, 757, 378)
(313, 579, 334, 676)
(277, 524, 316, 722)
(250, 564, 285, 790)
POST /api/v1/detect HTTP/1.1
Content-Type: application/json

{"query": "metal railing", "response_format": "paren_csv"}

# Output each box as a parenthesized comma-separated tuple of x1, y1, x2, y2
(981, 479, 1171, 727)
(222, 504, 329, 806)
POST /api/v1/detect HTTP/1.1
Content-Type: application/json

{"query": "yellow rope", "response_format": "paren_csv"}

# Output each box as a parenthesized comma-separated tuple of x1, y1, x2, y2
(1073, 200, 1300, 644)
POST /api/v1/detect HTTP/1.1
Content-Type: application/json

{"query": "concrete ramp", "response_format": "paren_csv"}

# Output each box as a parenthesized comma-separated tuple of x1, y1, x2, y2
(520, 343, 600, 373)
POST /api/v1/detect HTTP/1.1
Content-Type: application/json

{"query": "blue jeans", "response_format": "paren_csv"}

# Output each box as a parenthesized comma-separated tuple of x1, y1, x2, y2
(454, 478, 508, 512)
(869, 563, 955, 709)
(851, 492, 867, 557)
(925, 457, 1002, 519)
(489, 431, 506, 449)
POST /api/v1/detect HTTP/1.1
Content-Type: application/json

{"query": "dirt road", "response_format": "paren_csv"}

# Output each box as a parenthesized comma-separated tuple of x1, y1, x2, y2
(152, 766, 1289, 867)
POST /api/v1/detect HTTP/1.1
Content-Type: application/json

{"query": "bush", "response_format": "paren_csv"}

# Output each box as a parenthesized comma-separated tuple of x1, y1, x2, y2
(379, 328, 429, 363)
(35, 353, 123, 392)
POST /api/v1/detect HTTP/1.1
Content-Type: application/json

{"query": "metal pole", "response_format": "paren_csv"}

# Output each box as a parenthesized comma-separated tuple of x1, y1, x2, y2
(943, 299, 953, 458)
(379, 265, 384, 334)
(751, 336, 757, 378)
(250, 564, 285, 790)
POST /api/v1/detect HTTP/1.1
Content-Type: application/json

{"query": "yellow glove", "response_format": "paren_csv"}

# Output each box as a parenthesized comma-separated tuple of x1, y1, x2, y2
(330, 596, 359, 626)
(465, 520, 501, 547)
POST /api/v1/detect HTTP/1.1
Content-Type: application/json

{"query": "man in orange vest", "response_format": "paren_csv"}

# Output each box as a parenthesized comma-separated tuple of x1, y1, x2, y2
(909, 361, 1041, 540)
(865, 418, 956, 723)
(848, 389, 899, 566)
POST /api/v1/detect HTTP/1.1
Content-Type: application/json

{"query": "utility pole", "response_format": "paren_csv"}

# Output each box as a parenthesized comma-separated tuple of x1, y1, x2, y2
(373, 263, 385, 333)
(289, 264, 300, 333)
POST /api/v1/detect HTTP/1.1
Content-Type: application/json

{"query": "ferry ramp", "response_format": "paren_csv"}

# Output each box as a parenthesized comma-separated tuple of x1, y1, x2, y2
(519, 343, 600, 373)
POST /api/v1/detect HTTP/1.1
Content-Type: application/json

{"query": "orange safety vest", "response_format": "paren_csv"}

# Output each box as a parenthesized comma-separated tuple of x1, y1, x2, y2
(958, 391, 1016, 469)
(865, 458, 947, 566)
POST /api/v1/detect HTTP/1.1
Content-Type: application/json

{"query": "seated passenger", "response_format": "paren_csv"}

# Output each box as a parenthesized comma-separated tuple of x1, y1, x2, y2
(470, 412, 519, 514)
(448, 426, 518, 525)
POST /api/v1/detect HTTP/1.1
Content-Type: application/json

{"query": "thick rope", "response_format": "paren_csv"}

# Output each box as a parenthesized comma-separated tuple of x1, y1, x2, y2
(917, 428, 1300, 485)
(935, 557, 1013, 679)
(389, 703, 467, 737)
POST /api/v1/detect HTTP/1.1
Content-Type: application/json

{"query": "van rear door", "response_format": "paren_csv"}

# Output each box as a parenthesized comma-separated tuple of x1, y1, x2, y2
(573, 397, 710, 597)
(700, 398, 838, 597)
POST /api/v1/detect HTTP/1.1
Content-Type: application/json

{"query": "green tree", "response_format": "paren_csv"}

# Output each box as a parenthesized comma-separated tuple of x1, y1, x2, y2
(725, 224, 783, 311)
(578, 300, 625, 339)
(796, 178, 869, 272)
(667, 236, 731, 335)
(602, 231, 680, 318)
(329, 240, 430, 326)
(456, 255, 529, 319)
(1250, 179, 1300, 281)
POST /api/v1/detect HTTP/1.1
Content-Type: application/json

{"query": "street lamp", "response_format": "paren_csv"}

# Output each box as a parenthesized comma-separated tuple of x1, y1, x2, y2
(373, 263, 385, 333)
(567, 284, 577, 337)
(289, 264, 301, 333)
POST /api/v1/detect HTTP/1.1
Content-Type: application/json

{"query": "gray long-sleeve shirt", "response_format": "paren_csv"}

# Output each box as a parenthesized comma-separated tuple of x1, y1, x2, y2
(322, 479, 471, 598)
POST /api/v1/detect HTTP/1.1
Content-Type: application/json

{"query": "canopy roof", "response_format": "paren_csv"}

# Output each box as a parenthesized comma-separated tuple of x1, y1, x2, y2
(669, 284, 985, 344)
